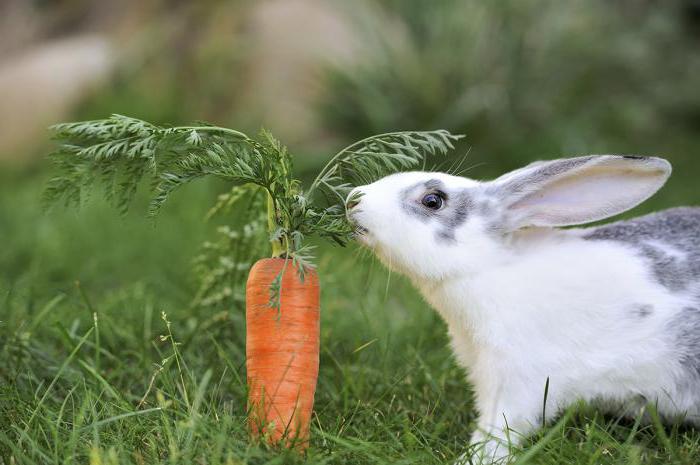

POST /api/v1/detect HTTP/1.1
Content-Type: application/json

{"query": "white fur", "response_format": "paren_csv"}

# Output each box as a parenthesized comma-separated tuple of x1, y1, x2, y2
(346, 156, 698, 463)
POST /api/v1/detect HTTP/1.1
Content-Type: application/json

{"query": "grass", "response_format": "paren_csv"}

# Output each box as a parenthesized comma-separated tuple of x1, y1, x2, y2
(2, 167, 700, 465)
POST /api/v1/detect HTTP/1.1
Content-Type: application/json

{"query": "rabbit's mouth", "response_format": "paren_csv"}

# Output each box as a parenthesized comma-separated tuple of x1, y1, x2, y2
(353, 227, 374, 248)
(351, 224, 370, 242)
(346, 207, 375, 246)
(347, 216, 373, 245)
(346, 209, 368, 234)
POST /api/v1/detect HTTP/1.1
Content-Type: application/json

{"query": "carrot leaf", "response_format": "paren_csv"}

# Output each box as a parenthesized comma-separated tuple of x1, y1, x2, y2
(44, 114, 463, 308)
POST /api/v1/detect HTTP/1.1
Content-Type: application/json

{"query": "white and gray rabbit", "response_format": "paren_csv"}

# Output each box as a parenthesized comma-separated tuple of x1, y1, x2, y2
(345, 155, 700, 463)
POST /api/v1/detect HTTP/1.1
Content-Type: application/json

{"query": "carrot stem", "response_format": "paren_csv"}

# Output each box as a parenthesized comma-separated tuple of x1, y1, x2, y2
(267, 191, 284, 258)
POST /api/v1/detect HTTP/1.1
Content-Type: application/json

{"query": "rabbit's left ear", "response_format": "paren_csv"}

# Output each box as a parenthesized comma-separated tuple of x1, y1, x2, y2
(489, 155, 671, 229)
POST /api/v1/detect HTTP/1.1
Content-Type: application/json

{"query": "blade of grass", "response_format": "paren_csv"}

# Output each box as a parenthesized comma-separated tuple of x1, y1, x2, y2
(79, 407, 162, 431)
(21, 327, 94, 439)
(513, 407, 575, 465)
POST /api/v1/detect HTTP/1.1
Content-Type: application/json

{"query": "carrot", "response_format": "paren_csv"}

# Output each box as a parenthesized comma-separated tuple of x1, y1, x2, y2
(246, 258, 320, 450)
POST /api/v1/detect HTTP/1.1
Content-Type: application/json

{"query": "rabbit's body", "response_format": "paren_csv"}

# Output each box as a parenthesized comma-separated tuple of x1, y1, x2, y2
(346, 156, 699, 462)
(418, 208, 700, 445)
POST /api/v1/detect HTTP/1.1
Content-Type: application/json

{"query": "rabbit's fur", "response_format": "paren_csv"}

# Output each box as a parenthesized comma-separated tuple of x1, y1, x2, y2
(346, 155, 700, 462)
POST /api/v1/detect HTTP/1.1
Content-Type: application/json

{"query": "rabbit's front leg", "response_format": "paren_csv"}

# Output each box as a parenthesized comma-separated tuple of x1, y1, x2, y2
(466, 426, 517, 464)
(465, 388, 542, 464)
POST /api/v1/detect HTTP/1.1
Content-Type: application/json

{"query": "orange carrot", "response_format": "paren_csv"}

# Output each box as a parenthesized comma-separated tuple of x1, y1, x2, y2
(246, 258, 320, 450)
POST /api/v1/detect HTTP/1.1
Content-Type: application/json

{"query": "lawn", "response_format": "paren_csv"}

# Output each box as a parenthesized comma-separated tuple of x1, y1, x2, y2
(1, 163, 700, 465)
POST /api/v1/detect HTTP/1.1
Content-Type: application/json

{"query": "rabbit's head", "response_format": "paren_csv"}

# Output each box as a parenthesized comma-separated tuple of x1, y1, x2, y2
(346, 155, 672, 280)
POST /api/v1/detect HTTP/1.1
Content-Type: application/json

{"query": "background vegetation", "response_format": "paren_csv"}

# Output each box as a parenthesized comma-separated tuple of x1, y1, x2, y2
(2, 0, 700, 463)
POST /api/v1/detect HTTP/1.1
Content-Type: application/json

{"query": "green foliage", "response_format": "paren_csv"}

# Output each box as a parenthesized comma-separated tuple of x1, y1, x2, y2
(44, 114, 461, 307)
(45, 114, 460, 261)
(45, 114, 268, 216)
(192, 217, 267, 310)
(321, 0, 700, 180)
(308, 130, 462, 202)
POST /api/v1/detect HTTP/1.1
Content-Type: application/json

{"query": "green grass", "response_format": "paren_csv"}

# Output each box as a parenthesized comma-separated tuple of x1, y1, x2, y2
(2, 166, 700, 465)
(3, 1, 700, 461)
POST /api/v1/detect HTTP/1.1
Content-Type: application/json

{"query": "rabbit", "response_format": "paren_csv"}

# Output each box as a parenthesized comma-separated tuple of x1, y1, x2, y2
(345, 155, 700, 463)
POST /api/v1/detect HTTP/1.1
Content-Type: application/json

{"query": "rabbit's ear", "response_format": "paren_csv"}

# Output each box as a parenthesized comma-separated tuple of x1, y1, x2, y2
(489, 155, 671, 229)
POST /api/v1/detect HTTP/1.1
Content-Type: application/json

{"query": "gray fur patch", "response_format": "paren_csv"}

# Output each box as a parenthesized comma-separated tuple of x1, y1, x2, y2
(669, 306, 700, 377)
(632, 304, 654, 318)
(436, 190, 473, 241)
(424, 179, 446, 191)
(399, 181, 474, 243)
(583, 207, 700, 292)
(400, 181, 435, 221)
(402, 202, 432, 221)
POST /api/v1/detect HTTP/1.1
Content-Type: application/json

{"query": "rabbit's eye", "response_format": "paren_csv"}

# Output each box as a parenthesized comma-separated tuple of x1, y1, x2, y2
(421, 193, 443, 210)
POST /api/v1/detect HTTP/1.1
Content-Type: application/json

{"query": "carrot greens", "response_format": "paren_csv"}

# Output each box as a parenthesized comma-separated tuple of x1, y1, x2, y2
(44, 114, 462, 303)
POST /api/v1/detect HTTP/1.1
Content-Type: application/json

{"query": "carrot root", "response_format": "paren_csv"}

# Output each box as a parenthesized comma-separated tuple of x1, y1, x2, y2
(246, 258, 320, 450)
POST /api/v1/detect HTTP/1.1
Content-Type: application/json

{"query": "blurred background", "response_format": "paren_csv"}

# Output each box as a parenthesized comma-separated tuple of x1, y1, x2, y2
(2, 1, 700, 462)
(2, 0, 700, 290)
(3, 0, 700, 165)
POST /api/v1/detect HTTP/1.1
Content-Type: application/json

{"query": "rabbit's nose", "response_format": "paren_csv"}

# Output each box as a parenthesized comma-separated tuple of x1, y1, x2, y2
(346, 188, 363, 210)
(346, 198, 360, 210)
